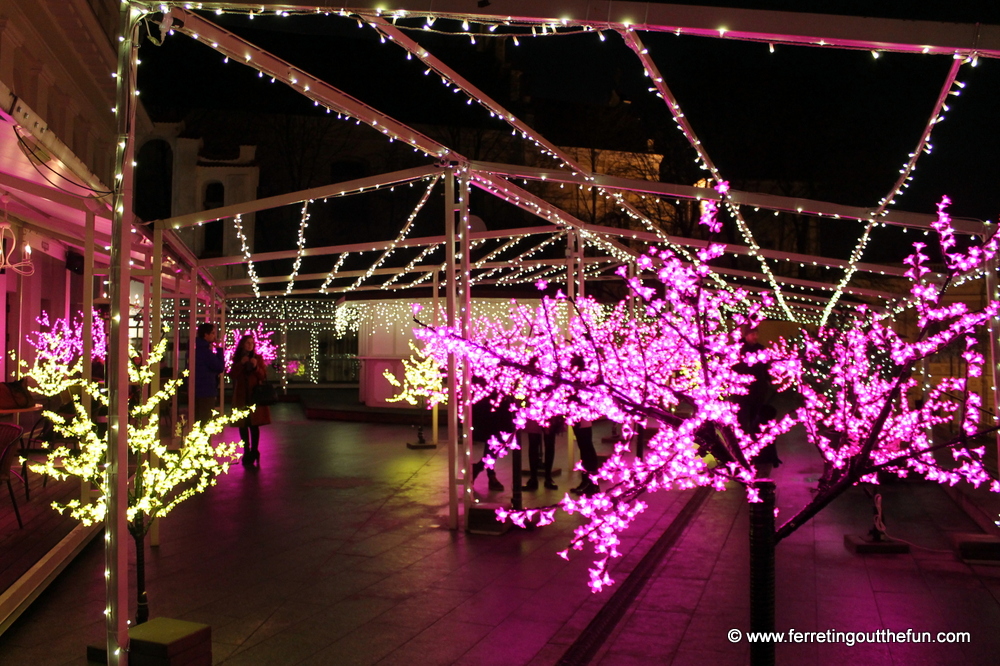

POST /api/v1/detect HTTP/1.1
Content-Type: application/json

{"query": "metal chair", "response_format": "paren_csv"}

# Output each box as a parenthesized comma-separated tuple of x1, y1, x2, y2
(0, 423, 25, 528)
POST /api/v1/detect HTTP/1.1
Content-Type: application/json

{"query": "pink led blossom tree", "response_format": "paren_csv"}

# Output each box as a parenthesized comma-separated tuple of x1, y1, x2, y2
(414, 195, 1000, 599)
(225, 325, 278, 368)
(416, 243, 797, 592)
(29, 310, 107, 364)
(770, 198, 1000, 539)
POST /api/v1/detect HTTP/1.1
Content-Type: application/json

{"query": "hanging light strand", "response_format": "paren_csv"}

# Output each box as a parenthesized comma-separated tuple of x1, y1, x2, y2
(621, 30, 795, 321)
(232, 213, 260, 298)
(348, 175, 440, 292)
(820, 58, 965, 325)
(285, 200, 313, 295)
(319, 252, 350, 294)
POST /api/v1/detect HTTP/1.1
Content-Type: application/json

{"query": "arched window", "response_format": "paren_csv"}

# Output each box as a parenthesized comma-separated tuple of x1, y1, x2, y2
(202, 181, 225, 258)
(135, 139, 173, 222)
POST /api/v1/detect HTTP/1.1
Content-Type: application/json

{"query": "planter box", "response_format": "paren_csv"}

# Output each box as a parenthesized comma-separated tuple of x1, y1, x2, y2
(87, 617, 210, 665)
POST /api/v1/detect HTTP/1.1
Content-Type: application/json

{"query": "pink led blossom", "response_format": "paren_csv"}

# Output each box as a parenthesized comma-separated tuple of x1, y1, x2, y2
(225, 325, 278, 367)
(27, 310, 108, 367)
(415, 195, 1000, 593)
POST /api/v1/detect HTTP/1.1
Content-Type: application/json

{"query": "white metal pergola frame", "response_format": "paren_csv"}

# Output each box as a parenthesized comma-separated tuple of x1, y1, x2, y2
(96, 4, 1000, 663)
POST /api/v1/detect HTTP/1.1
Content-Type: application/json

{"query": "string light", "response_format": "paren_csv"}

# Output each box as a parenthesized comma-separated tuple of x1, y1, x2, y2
(285, 200, 313, 295)
(820, 59, 966, 325)
(347, 176, 439, 291)
(319, 252, 350, 294)
(232, 213, 260, 298)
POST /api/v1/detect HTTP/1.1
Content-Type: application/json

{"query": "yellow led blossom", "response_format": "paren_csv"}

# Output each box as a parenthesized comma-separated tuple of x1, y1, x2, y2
(24, 336, 248, 531)
(383, 341, 447, 407)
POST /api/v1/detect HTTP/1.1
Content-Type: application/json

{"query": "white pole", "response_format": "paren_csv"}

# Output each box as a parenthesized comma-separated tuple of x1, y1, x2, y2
(984, 242, 1000, 470)
(187, 268, 197, 435)
(81, 212, 95, 504)
(458, 172, 473, 529)
(431, 270, 440, 447)
(171, 291, 181, 437)
(218, 295, 226, 409)
(106, 3, 142, 662)
(445, 168, 458, 530)
(149, 225, 163, 547)
(565, 231, 576, 478)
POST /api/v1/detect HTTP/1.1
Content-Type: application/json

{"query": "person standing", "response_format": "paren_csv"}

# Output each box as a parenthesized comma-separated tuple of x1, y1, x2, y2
(229, 334, 271, 467)
(471, 390, 513, 493)
(735, 326, 770, 435)
(524, 420, 559, 491)
(570, 421, 600, 496)
(194, 323, 225, 425)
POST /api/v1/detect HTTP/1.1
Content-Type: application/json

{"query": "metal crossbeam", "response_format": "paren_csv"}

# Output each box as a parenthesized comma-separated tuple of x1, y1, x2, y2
(155, 165, 441, 230)
(470, 161, 987, 236)
(196, 2, 1000, 57)
(167, 9, 460, 160)
(198, 225, 558, 267)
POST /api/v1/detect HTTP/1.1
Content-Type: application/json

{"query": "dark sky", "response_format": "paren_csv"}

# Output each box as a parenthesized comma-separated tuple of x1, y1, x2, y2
(137, 3, 1000, 265)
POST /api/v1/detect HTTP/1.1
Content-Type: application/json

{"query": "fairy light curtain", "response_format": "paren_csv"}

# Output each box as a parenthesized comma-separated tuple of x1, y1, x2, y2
(152, 5, 994, 328)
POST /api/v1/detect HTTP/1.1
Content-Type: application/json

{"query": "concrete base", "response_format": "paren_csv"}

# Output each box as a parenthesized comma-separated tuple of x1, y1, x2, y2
(844, 534, 910, 554)
(949, 533, 1000, 562)
(88, 617, 211, 665)
(467, 503, 510, 535)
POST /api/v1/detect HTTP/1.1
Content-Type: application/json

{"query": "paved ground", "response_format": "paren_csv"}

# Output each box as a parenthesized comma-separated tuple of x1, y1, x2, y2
(0, 403, 998, 665)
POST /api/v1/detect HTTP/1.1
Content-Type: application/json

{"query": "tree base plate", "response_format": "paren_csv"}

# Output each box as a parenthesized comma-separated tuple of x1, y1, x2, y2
(844, 534, 910, 554)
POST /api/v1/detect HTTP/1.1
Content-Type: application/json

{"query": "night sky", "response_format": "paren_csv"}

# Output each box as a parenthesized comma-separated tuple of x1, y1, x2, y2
(136, 2, 1000, 269)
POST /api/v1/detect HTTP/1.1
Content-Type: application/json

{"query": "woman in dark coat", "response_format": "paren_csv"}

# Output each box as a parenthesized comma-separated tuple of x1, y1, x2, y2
(229, 334, 271, 467)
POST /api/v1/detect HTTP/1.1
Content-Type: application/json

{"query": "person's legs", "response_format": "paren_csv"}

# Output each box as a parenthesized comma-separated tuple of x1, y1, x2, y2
(239, 422, 253, 467)
(543, 431, 557, 489)
(524, 432, 541, 490)
(574, 426, 599, 493)
(249, 426, 260, 465)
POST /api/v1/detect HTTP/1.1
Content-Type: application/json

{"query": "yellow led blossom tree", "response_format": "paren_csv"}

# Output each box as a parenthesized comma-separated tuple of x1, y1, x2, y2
(24, 315, 248, 624)
(384, 341, 446, 446)
(383, 341, 447, 407)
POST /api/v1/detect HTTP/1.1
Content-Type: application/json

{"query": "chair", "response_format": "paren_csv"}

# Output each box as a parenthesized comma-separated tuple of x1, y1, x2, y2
(0, 423, 25, 528)
(21, 415, 60, 501)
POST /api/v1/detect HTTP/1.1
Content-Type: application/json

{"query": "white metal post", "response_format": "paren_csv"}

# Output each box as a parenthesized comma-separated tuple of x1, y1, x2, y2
(445, 167, 458, 530)
(106, 3, 142, 662)
(187, 268, 197, 434)
(458, 172, 473, 528)
(984, 244, 1000, 468)
(82, 211, 95, 504)
(565, 230, 577, 480)
(218, 296, 226, 410)
(149, 225, 163, 547)
(171, 290, 181, 437)
(432, 270, 440, 447)
(280, 299, 288, 393)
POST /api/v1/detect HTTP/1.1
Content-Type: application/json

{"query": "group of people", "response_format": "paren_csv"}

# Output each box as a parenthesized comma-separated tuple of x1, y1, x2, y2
(194, 323, 270, 467)
(192, 322, 779, 484)
(469, 325, 782, 496)
(469, 386, 601, 496)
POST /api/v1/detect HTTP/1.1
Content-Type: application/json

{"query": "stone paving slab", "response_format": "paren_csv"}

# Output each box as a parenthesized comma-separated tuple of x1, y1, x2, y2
(0, 406, 687, 665)
(1, 405, 998, 665)
(583, 424, 1000, 666)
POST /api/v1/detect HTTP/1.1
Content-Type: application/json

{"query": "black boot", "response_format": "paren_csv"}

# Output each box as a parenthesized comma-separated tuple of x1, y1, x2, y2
(472, 460, 485, 481)
(522, 477, 539, 491)
(488, 471, 504, 492)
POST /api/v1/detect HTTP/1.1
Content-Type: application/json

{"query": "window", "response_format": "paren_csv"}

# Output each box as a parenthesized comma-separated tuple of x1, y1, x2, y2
(201, 182, 225, 258)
